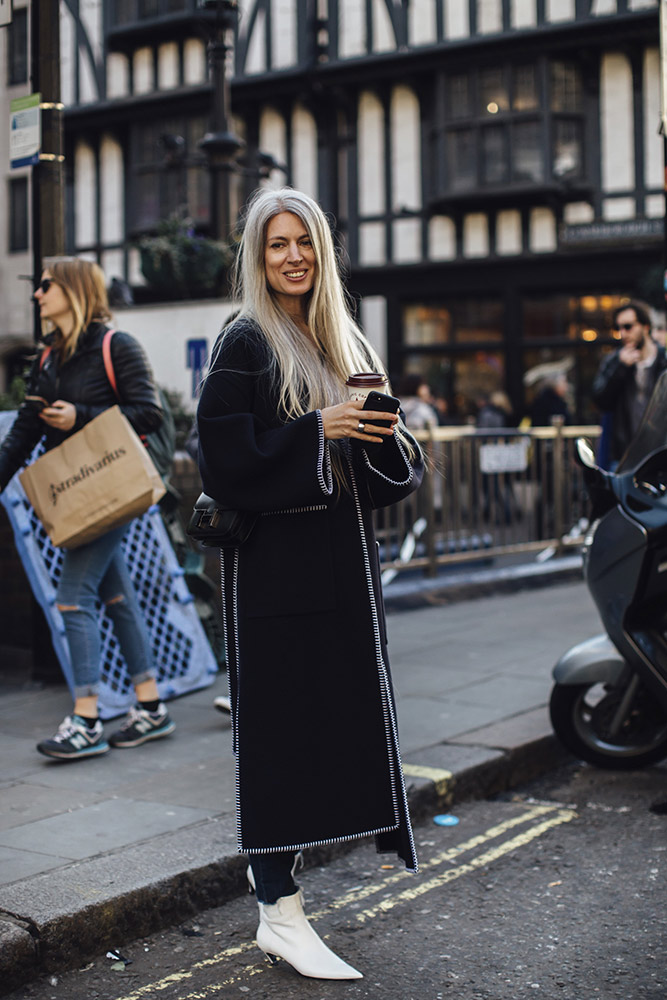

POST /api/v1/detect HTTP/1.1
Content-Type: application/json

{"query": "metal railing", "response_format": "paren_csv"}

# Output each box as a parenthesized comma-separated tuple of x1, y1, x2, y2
(375, 422, 601, 578)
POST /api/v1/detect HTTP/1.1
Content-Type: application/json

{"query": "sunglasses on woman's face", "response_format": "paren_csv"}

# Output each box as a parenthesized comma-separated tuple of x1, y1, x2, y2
(35, 278, 56, 294)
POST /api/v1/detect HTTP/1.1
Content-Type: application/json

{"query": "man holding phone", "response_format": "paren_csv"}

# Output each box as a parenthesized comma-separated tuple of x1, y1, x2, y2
(592, 300, 667, 468)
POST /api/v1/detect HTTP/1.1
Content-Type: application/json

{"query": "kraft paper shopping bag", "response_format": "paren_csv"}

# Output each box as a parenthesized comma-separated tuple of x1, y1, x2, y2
(19, 405, 165, 549)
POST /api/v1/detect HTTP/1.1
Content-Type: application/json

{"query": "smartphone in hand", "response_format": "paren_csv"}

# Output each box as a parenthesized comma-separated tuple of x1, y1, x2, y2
(362, 390, 400, 434)
(23, 395, 49, 413)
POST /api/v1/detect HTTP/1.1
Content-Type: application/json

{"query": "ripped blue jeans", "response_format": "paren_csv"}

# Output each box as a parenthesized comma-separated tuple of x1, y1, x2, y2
(56, 524, 155, 698)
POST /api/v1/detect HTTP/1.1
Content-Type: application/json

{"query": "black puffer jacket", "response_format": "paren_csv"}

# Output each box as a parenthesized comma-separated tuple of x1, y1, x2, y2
(0, 322, 163, 492)
(591, 346, 667, 463)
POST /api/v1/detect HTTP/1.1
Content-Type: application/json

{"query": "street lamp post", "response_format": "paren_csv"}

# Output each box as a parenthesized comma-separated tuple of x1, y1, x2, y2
(198, 0, 245, 242)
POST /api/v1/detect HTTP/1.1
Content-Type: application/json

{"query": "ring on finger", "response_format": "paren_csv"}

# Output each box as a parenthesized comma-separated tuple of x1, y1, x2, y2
(358, 420, 366, 433)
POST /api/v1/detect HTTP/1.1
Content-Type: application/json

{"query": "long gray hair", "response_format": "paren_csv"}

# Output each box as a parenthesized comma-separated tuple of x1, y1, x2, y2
(232, 187, 385, 418)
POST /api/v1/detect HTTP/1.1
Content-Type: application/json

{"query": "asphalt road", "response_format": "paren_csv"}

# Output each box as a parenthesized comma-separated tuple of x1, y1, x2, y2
(8, 762, 667, 1000)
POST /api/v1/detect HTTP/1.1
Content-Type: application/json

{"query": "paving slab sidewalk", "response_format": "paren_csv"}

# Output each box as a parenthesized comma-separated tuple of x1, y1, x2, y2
(0, 564, 600, 993)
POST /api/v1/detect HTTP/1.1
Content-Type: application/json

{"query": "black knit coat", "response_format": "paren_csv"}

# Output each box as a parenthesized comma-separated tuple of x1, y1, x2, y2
(197, 319, 423, 871)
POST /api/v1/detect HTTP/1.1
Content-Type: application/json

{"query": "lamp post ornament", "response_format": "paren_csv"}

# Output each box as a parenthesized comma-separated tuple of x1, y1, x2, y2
(198, 0, 245, 242)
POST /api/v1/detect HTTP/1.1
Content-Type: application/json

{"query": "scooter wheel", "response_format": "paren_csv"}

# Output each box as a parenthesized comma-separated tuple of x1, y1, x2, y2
(549, 681, 667, 769)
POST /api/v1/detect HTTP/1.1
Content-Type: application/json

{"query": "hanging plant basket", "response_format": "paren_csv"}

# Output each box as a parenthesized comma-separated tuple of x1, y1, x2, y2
(138, 216, 235, 299)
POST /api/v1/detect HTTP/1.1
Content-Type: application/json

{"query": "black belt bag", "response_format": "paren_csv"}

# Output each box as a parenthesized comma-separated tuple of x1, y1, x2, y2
(187, 493, 258, 548)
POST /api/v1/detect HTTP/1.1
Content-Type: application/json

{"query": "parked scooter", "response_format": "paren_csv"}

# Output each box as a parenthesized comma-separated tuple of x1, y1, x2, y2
(549, 374, 667, 768)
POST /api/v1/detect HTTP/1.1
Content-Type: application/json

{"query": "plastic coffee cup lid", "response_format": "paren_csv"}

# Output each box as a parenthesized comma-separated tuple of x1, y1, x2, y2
(345, 372, 388, 387)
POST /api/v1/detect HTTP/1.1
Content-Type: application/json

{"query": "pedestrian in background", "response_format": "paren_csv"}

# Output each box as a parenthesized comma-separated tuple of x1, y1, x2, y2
(477, 390, 514, 429)
(396, 373, 438, 431)
(0, 258, 175, 760)
(197, 187, 423, 980)
(592, 300, 667, 469)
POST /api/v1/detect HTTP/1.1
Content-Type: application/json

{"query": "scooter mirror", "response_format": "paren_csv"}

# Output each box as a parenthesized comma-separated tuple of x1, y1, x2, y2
(575, 438, 598, 470)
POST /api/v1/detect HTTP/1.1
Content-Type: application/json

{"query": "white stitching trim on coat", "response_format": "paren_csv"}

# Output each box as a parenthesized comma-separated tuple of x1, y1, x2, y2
(362, 433, 414, 486)
(316, 409, 333, 496)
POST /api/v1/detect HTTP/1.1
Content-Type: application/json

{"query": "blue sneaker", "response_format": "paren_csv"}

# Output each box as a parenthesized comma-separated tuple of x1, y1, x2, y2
(108, 704, 175, 748)
(37, 715, 110, 760)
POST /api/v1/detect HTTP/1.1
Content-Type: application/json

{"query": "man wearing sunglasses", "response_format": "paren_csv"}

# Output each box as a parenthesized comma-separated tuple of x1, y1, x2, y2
(591, 299, 667, 469)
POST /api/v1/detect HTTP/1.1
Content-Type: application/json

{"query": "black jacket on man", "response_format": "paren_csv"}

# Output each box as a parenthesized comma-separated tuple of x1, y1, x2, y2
(0, 322, 163, 492)
(591, 345, 667, 464)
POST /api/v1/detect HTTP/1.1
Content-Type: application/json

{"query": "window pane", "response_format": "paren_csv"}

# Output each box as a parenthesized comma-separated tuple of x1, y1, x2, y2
(479, 68, 509, 116)
(7, 9, 28, 86)
(404, 305, 451, 346)
(448, 75, 472, 120)
(512, 122, 543, 182)
(8, 177, 28, 252)
(553, 120, 583, 179)
(513, 64, 538, 111)
(482, 127, 508, 184)
(447, 131, 476, 191)
(551, 61, 582, 113)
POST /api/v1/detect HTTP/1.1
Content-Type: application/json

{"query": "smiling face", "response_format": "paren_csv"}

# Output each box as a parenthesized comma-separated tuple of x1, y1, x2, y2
(264, 211, 317, 315)
(34, 271, 74, 332)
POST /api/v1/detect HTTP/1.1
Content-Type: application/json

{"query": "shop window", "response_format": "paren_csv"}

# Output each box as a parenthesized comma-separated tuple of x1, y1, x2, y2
(128, 115, 210, 233)
(7, 8, 28, 86)
(404, 301, 503, 347)
(433, 57, 585, 198)
(8, 177, 29, 253)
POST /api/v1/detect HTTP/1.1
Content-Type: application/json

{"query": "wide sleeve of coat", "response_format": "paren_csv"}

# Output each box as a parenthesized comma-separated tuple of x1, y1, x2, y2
(197, 324, 333, 511)
(355, 427, 424, 509)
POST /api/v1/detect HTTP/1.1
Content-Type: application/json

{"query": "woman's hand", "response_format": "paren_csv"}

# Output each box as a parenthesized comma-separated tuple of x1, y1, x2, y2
(40, 400, 77, 432)
(320, 400, 398, 444)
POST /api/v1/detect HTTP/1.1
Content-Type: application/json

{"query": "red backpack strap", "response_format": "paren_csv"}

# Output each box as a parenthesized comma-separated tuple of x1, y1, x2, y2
(39, 346, 52, 370)
(102, 328, 118, 398)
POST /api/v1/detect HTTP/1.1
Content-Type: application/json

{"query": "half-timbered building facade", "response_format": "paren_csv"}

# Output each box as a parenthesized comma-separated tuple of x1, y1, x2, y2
(0, 0, 663, 419)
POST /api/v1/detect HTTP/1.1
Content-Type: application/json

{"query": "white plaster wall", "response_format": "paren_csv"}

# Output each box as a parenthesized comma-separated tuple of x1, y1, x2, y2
(339, 0, 366, 58)
(511, 0, 536, 28)
(358, 92, 386, 216)
(291, 104, 318, 200)
(158, 42, 180, 91)
(259, 108, 288, 188)
(600, 53, 634, 192)
(360, 295, 388, 363)
(463, 214, 489, 256)
(391, 87, 421, 212)
(445, 0, 470, 38)
(114, 300, 238, 409)
(591, 0, 616, 12)
(373, 0, 396, 53)
(529, 207, 557, 252)
(107, 53, 130, 100)
(79, 0, 103, 104)
(410, 0, 437, 44)
(60, 3, 75, 107)
(477, 0, 502, 34)
(428, 216, 456, 260)
(546, 0, 575, 21)
(496, 210, 522, 255)
(645, 194, 664, 217)
(359, 222, 386, 265)
(100, 135, 124, 245)
(602, 196, 635, 219)
(244, 7, 266, 75)
(133, 48, 154, 95)
(101, 249, 125, 281)
(392, 219, 421, 263)
(74, 141, 97, 248)
(563, 202, 595, 223)
(629, 0, 658, 9)
(272, 0, 297, 68)
(184, 39, 207, 85)
(643, 47, 663, 191)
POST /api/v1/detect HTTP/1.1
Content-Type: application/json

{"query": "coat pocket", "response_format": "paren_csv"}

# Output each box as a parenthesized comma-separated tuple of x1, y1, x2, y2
(240, 506, 336, 618)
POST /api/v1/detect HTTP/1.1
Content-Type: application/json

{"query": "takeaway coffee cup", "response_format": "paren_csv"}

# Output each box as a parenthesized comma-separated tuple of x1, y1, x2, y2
(345, 372, 389, 402)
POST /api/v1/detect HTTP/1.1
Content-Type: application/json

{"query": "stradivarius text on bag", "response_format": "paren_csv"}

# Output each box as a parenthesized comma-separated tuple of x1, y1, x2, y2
(48, 447, 128, 506)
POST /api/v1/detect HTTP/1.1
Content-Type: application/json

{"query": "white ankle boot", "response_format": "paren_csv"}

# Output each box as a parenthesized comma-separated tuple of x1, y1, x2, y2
(256, 890, 363, 980)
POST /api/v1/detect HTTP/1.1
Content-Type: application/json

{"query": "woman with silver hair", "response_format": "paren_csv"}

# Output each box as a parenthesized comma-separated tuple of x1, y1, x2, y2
(197, 188, 423, 980)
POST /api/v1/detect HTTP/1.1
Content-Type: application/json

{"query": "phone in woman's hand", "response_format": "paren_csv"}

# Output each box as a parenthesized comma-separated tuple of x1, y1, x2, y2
(23, 395, 49, 413)
(362, 390, 400, 432)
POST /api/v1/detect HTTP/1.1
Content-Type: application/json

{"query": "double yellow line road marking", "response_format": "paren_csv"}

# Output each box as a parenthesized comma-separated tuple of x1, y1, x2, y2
(116, 801, 576, 999)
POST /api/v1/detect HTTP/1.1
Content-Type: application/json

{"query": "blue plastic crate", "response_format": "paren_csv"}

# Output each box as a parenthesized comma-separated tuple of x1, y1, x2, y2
(0, 412, 217, 719)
